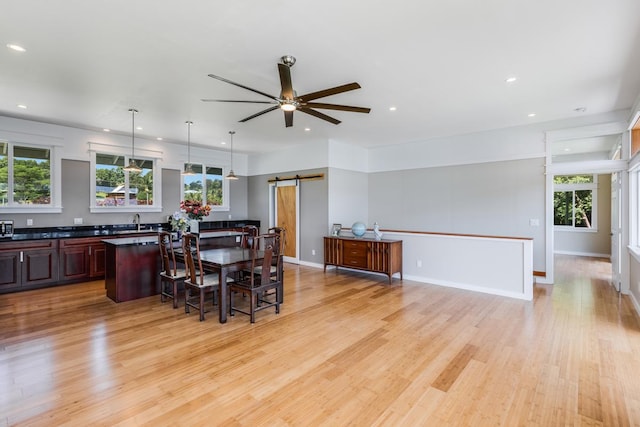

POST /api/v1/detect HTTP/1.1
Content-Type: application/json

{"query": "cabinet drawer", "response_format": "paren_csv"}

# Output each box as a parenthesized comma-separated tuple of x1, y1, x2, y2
(343, 252, 367, 268)
(343, 240, 367, 252)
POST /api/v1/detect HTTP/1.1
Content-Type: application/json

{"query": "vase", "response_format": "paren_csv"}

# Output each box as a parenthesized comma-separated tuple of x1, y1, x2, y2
(189, 219, 199, 233)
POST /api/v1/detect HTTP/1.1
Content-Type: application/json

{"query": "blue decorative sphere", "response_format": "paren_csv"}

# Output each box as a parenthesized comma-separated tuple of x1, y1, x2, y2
(351, 222, 366, 237)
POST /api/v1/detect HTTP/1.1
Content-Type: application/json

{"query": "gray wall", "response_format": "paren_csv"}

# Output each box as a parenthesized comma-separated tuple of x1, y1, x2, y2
(248, 168, 328, 264)
(368, 157, 546, 271)
(0, 159, 251, 228)
(554, 173, 612, 256)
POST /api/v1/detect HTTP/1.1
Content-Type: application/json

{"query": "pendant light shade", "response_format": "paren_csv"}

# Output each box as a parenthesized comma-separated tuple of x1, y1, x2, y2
(182, 120, 195, 176)
(123, 108, 142, 173)
(226, 130, 239, 180)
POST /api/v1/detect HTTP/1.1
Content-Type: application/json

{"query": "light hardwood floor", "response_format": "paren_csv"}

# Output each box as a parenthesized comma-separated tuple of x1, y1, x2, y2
(1, 255, 639, 426)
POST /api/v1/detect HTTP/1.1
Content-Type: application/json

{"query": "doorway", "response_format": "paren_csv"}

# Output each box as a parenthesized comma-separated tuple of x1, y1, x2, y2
(269, 180, 299, 263)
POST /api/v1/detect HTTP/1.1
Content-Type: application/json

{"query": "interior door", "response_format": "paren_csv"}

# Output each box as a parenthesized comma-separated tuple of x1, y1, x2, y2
(611, 172, 622, 291)
(270, 181, 299, 262)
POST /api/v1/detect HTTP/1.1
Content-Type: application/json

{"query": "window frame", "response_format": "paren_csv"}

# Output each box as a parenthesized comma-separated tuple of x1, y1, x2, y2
(553, 174, 598, 232)
(0, 139, 62, 213)
(181, 162, 230, 211)
(90, 150, 162, 213)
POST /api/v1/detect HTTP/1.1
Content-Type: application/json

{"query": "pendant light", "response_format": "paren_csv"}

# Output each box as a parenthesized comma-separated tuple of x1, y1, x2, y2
(123, 108, 142, 173)
(225, 130, 239, 180)
(182, 120, 195, 176)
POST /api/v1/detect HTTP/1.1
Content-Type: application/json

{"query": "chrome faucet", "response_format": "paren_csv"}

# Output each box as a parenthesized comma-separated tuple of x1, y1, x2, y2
(133, 213, 141, 231)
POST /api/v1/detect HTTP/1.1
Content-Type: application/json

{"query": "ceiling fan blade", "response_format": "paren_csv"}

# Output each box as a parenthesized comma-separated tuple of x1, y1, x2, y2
(297, 83, 362, 102)
(208, 74, 279, 101)
(284, 110, 294, 127)
(298, 107, 341, 125)
(201, 99, 277, 104)
(278, 63, 294, 100)
(303, 102, 371, 114)
(238, 105, 280, 123)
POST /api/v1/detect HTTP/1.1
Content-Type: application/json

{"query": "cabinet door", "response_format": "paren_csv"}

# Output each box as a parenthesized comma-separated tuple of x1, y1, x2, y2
(369, 241, 388, 273)
(60, 244, 90, 281)
(0, 250, 21, 291)
(89, 243, 106, 278)
(324, 237, 342, 265)
(22, 248, 58, 286)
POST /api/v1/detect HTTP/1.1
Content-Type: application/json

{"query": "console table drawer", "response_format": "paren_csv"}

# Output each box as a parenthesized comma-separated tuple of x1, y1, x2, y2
(343, 252, 367, 268)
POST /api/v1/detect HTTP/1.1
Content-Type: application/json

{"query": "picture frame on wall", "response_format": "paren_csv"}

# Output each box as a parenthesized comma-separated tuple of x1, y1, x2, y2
(331, 223, 342, 236)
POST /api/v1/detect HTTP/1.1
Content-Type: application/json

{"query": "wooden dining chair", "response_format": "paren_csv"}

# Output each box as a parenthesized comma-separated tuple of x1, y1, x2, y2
(229, 236, 282, 323)
(240, 225, 259, 249)
(158, 231, 187, 309)
(182, 232, 226, 321)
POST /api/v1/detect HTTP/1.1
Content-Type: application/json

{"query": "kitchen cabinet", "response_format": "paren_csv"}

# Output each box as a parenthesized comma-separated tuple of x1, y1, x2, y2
(0, 240, 59, 292)
(324, 236, 403, 284)
(59, 237, 109, 282)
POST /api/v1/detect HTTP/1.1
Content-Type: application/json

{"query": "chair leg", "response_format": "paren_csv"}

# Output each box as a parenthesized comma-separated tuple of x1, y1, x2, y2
(250, 292, 257, 323)
(185, 287, 190, 314)
(172, 281, 179, 309)
(199, 289, 205, 321)
(160, 279, 166, 303)
(229, 290, 235, 317)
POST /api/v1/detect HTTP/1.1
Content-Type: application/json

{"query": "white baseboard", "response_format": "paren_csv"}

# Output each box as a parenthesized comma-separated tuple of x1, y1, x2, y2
(403, 274, 532, 301)
(554, 250, 611, 259)
(627, 290, 640, 317)
(296, 260, 324, 269)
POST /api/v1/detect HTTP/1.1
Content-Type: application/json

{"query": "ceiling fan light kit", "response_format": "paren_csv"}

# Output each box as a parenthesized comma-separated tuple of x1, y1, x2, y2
(203, 55, 370, 127)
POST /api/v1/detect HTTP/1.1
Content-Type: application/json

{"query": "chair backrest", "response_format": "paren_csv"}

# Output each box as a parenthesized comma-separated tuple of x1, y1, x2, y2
(250, 235, 274, 287)
(182, 233, 204, 286)
(268, 226, 286, 255)
(158, 231, 177, 276)
(240, 225, 259, 249)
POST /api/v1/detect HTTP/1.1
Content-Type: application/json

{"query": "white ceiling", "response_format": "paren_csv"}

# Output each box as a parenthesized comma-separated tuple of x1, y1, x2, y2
(1, 0, 640, 154)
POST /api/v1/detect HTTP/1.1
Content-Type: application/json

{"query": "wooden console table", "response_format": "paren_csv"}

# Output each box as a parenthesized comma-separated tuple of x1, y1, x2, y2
(323, 236, 402, 284)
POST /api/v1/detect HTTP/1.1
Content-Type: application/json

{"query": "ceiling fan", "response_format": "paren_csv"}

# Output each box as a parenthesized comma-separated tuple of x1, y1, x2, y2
(202, 55, 371, 127)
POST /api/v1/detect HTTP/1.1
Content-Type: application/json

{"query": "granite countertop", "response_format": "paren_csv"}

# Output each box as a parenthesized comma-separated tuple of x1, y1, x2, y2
(1, 220, 257, 243)
(7, 224, 164, 241)
(103, 230, 244, 246)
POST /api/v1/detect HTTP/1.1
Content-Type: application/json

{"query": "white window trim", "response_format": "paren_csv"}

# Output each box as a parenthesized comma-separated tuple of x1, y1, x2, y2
(0, 141, 62, 213)
(180, 163, 230, 212)
(553, 174, 598, 232)
(89, 150, 162, 213)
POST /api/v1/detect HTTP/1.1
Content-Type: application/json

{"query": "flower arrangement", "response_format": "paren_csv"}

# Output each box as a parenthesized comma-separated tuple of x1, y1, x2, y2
(180, 200, 212, 221)
(170, 211, 189, 232)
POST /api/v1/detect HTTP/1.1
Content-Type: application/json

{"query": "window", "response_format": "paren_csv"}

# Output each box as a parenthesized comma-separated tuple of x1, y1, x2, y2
(91, 151, 160, 212)
(553, 174, 597, 229)
(0, 140, 59, 211)
(182, 164, 227, 209)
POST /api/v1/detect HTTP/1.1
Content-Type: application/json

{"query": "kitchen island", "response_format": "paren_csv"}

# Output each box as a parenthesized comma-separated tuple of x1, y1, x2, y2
(104, 231, 245, 303)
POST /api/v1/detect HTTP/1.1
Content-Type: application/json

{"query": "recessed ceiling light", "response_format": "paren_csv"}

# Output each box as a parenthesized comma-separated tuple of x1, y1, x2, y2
(17, 104, 27, 109)
(156, 137, 163, 141)
(528, 113, 536, 117)
(103, 128, 110, 132)
(389, 106, 397, 111)
(505, 76, 518, 83)
(304, 128, 311, 132)
(136, 126, 142, 130)
(6, 44, 26, 52)
(220, 141, 226, 145)
(564, 148, 571, 152)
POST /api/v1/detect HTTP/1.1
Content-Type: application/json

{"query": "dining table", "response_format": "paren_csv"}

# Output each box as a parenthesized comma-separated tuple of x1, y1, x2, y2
(176, 246, 264, 323)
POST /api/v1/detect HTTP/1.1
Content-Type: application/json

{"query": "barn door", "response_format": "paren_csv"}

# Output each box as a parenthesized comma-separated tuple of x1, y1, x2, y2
(269, 180, 299, 262)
